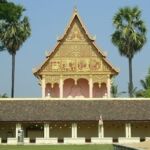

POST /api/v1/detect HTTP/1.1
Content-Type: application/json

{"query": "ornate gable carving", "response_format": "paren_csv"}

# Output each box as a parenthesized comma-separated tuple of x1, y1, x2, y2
(64, 18, 87, 42)
(34, 10, 118, 77)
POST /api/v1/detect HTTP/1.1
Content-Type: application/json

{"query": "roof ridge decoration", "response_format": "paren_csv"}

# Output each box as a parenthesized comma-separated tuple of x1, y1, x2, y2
(57, 7, 95, 42)
(33, 9, 119, 77)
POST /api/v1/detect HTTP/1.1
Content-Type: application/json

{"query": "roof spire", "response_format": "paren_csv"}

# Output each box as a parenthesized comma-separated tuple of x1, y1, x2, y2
(73, 5, 78, 14)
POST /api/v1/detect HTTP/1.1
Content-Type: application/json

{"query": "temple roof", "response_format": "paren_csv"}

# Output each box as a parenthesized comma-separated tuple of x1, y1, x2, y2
(33, 9, 119, 77)
(0, 99, 150, 122)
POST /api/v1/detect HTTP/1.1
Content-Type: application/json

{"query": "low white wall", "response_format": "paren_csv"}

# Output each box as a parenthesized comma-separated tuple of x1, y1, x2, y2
(36, 138, 58, 144)
(64, 137, 85, 144)
(145, 137, 150, 141)
(118, 137, 140, 144)
(91, 137, 112, 144)
(24, 138, 30, 144)
(7, 138, 17, 145)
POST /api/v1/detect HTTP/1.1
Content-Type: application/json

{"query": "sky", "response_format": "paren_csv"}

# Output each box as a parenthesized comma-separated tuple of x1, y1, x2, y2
(0, 0, 150, 97)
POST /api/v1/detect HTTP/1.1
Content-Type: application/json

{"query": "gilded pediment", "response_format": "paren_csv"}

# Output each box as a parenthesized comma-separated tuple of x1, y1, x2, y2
(64, 18, 87, 42)
(34, 9, 118, 77)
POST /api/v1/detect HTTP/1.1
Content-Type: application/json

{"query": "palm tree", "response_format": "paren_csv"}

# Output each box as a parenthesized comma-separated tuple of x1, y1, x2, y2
(0, 6, 31, 97)
(111, 82, 126, 97)
(112, 7, 147, 97)
(136, 67, 150, 97)
(111, 83, 118, 98)
(140, 68, 150, 90)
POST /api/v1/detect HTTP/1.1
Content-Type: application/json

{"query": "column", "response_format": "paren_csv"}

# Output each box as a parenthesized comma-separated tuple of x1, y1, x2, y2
(125, 123, 131, 138)
(59, 76, 63, 98)
(98, 124, 104, 138)
(16, 123, 21, 138)
(72, 123, 77, 138)
(89, 77, 93, 98)
(44, 123, 49, 139)
(42, 76, 46, 98)
(128, 123, 131, 138)
(107, 75, 111, 98)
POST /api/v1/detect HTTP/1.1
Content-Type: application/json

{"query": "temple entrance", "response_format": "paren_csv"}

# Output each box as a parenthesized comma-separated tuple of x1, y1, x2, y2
(93, 82, 107, 98)
(45, 83, 59, 98)
(63, 78, 89, 98)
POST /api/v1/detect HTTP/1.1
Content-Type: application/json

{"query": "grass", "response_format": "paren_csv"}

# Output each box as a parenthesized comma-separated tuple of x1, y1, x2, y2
(0, 145, 113, 150)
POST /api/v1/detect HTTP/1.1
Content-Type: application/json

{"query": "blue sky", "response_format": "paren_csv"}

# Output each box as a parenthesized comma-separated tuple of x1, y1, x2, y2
(0, 0, 150, 97)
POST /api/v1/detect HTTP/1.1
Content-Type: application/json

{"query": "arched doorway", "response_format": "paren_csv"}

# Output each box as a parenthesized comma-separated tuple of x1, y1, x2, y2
(93, 82, 107, 98)
(63, 78, 89, 98)
(45, 83, 59, 97)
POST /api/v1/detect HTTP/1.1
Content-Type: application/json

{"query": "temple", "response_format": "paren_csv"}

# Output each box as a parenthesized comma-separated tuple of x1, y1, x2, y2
(33, 8, 118, 98)
(0, 9, 150, 145)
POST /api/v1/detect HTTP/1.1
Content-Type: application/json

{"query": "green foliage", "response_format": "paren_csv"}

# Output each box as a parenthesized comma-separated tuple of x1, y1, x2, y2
(0, 1, 24, 23)
(0, 93, 8, 98)
(111, 83, 118, 98)
(112, 6, 147, 97)
(136, 67, 150, 98)
(111, 79, 126, 97)
(0, 16, 31, 54)
(140, 68, 150, 90)
(112, 7, 147, 58)
(0, 1, 31, 97)
(142, 89, 150, 98)
(0, 1, 24, 51)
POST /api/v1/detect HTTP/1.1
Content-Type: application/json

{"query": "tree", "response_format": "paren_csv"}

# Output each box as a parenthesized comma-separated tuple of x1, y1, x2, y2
(0, 1, 31, 97)
(0, 93, 8, 98)
(140, 68, 150, 90)
(0, 1, 24, 51)
(112, 7, 147, 97)
(111, 83, 118, 98)
(111, 81, 126, 98)
(136, 68, 150, 97)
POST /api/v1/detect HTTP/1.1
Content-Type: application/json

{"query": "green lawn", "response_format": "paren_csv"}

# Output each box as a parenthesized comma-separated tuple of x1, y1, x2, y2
(0, 145, 113, 150)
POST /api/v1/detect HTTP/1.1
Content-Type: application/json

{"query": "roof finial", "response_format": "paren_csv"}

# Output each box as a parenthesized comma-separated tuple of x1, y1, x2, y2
(73, 2, 78, 13)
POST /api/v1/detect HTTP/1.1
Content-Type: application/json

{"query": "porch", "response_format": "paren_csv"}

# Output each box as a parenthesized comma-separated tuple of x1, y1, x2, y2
(0, 121, 150, 145)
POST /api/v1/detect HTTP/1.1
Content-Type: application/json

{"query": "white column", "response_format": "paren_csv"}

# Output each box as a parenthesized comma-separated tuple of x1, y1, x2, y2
(16, 123, 21, 138)
(44, 123, 49, 139)
(59, 77, 63, 98)
(98, 124, 104, 138)
(89, 77, 93, 98)
(128, 123, 131, 138)
(107, 75, 111, 98)
(125, 123, 131, 138)
(72, 123, 77, 138)
(42, 76, 46, 98)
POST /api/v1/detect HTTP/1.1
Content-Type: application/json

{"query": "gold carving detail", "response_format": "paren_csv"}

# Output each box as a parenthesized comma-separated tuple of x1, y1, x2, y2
(93, 75, 107, 84)
(60, 44, 91, 57)
(40, 19, 112, 75)
(45, 76, 60, 84)
(63, 75, 89, 82)
(42, 57, 104, 73)
(65, 22, 86, 42)
(102, 62, 110, 71)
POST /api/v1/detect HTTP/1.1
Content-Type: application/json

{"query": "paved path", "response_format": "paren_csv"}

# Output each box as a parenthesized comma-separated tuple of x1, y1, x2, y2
(126, 141, 150, 150)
